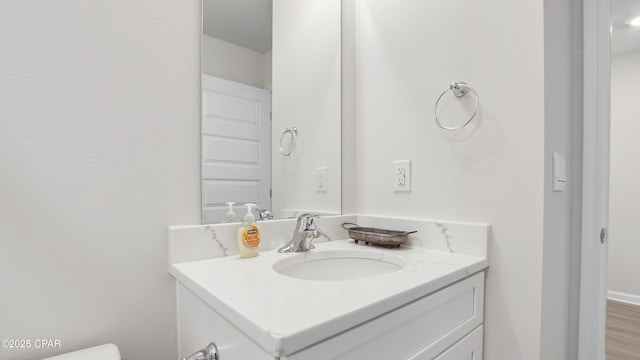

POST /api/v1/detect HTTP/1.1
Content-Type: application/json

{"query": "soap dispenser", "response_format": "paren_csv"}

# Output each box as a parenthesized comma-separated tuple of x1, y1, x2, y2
(237, 203, 260, 258)
(223, 202, 236, 223)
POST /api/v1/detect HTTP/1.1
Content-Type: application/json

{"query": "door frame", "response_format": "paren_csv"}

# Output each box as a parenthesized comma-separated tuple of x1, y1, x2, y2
(578, 0, 611, 358)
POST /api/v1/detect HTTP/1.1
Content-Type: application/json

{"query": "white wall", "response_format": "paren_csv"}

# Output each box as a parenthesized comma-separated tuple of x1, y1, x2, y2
(341, 0, 357, 215)
(202, 35, 269, 89)
(354, 0, 575, 358)
(271, 0, 342, 218)
(540, 0, 576, 358)
(0, 1, 200, 360)
(608, 49, 640, 298)
(264, 50, 273, 91)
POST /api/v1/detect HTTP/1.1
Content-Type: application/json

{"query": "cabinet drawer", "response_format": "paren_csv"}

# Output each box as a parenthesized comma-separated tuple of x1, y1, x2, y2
(284, 272, 484, 360)
(430, 325, 483, 360)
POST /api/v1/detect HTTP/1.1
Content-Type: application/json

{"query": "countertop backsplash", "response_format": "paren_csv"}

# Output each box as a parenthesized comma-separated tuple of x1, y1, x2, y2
(169, 214, 489, 265)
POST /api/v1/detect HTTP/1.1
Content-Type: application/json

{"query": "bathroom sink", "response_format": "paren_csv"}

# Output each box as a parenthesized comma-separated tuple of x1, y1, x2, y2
(273, 249, 406, 281)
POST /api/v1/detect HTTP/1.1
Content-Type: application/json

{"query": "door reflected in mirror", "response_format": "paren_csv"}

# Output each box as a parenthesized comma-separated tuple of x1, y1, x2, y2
(201, 0, 342, 224)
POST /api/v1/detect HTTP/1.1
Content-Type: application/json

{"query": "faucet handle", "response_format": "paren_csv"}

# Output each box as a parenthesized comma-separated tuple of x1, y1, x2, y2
(297, 213, 320, 229)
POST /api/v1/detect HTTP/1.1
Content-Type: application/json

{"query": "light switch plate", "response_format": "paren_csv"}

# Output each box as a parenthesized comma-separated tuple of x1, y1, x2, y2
(393, 160, 411, 192)
(553, 152, 567, 192)
(316, 167, 328, 192)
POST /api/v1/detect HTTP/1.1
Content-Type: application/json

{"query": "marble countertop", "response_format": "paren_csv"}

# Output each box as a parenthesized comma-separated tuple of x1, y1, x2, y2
(169, 239, 488, 357)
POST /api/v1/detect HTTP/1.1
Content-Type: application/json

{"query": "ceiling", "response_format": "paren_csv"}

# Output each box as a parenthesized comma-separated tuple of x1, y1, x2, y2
(203, 0, 273, 54)
(612, 0, 640, 55)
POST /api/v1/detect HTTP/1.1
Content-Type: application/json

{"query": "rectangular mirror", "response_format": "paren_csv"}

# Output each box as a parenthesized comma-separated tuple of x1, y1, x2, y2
(201, 0, 342, 224)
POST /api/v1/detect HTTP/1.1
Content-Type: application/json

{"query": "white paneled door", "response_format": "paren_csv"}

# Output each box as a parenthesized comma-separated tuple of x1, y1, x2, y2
(202, 75, 271, 224)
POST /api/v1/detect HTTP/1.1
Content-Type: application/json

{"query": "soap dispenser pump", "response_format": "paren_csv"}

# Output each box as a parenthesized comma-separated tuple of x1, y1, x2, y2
(224, 202, 236, 223)
(237, 203, 260, 258)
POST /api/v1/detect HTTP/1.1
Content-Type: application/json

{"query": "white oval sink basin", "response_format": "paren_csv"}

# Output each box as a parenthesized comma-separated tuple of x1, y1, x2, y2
(273, 249, 407, 281)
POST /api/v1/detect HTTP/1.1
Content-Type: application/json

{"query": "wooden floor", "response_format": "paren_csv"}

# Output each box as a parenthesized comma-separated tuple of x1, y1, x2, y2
(607, 299, 640, 360)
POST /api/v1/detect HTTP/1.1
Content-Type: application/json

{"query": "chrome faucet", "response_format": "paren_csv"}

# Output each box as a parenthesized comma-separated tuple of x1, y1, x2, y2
(257, 208, 274, 220)
(278, 214, 324, 253)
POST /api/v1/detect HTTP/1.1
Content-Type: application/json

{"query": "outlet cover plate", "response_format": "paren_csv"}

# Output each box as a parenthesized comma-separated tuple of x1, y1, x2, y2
(393, 160, 411, 192)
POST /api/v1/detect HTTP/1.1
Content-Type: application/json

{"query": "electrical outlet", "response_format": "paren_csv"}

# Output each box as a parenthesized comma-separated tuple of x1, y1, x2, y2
(316, 167, 328, 192)
(393, 160, 411, 192)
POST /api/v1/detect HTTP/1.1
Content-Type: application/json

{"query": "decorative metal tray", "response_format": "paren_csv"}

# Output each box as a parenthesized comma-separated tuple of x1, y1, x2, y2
(341, 222, 417, 248)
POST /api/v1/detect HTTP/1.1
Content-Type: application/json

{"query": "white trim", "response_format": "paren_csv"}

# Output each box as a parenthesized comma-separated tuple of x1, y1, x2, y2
(578, 0, 611, 359)
(608, 291, 640, 306)
(176, 280, 184, 359)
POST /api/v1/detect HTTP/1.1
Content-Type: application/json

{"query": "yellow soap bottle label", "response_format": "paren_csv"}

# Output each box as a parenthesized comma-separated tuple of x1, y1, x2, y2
(243, 226, 260, 248)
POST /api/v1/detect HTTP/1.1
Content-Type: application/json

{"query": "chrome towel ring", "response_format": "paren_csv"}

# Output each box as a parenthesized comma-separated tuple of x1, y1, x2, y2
(433, 82, 479, 131)
(279, 127, 297, 156)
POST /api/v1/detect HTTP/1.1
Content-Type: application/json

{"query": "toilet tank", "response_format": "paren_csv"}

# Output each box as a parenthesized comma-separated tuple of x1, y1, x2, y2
(42, 344, 120, 360)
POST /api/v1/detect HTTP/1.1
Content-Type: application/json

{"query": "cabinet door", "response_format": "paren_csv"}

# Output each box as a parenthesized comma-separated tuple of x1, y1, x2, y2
(177, 284, 273, 360)
(427, 325, 483, 360)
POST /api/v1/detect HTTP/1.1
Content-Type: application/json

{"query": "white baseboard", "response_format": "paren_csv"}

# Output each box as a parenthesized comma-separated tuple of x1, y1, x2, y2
(608, 290, 640, 306)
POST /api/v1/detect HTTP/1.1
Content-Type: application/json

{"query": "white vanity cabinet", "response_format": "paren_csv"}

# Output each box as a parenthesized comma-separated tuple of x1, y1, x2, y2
(177, 271, 485, 360)
(177, 283, 273, 359)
